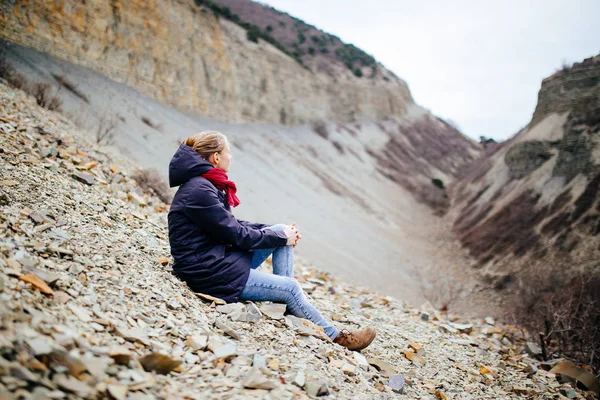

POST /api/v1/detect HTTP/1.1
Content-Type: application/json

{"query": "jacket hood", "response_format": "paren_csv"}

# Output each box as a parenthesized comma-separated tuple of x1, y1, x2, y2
(169, 144, 214, 187)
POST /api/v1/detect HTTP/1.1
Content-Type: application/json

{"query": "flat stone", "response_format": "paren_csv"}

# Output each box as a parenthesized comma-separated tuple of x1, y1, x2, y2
(388, 374, 405, 394)
(214, 320, 241, 340)
(139, 353, 182, 375)
(114, 326, 150, 346)
(72, 172, 96, 185)
(260, 303, 287, 320)
(304, 379, 329, 397)
(293, 369, 305, 388)
(186, 334, 208, 351)
(353, 351, 369, 368)
(107, 384, 128, 400)
(54, 374, 96, 398)
(25, 336, 54, 356)
(242, 366, 277, 390)
(216, 303, 245, 315)
(212, 343, 237, 360)
(525, 342, 542, 357)
(194, 292, 226, 305)
(109, 346, 133, 366)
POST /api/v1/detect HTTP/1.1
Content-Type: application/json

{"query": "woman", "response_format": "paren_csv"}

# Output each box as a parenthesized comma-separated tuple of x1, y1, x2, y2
(168, 131, 376, 351)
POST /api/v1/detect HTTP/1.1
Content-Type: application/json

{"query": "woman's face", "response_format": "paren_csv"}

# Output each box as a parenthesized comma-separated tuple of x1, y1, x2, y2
(215, 142, 232, 173)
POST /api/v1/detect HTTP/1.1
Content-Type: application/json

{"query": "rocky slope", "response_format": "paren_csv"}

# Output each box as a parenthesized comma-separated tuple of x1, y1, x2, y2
(2, 83, 599, 399)
(0, 0, 412, 125)
(450, 56, 600, 291)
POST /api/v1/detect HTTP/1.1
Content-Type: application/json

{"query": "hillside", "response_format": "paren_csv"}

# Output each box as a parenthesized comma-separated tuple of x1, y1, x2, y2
(2, 82, 599, 399)
(1, 39, 481, 306)
(451, 56, 600, 284)
(0, 0, 412, 125)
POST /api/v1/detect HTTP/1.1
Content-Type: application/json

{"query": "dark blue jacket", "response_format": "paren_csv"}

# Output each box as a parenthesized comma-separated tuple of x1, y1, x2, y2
(167, 144, 288, 302)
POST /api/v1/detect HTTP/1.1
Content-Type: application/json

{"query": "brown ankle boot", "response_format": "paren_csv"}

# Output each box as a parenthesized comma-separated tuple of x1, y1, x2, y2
(333, 327, 376, 351)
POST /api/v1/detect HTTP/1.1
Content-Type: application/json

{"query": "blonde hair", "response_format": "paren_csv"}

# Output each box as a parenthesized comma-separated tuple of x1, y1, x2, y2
(184, 130, 228, 159)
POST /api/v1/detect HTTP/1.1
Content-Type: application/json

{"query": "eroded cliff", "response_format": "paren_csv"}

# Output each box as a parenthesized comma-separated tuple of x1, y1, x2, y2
(0, 0, 413, 125)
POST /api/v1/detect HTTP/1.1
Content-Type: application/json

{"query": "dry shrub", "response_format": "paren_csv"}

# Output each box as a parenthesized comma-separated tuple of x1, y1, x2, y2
(52, 74, 89, 103)
(30, 82, 62, 112)
(141, 116, 163, 132)
(96, 110, 120, 145)
(0, 57, 27, 90)
(132, 168, 171, 204)
(416, 264, 463, 312)
(311, 121, 329, 139)
(515, 270, 600, 372)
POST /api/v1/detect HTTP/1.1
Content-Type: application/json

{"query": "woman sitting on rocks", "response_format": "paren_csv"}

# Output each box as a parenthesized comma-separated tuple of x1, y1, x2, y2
(167, 131, 376, 351)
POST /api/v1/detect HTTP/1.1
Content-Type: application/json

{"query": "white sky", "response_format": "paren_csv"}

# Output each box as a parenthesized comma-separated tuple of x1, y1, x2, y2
(260, 0, 600, 141)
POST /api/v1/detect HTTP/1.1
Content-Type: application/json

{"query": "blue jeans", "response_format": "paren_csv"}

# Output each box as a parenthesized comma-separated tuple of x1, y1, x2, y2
(240, 224, 339, 339)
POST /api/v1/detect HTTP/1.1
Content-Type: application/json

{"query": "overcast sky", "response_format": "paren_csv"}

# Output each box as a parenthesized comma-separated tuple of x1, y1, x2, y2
(261, 0, 600, 141)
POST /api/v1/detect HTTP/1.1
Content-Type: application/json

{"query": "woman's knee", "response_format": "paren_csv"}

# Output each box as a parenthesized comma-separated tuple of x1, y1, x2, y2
(269, 224, 287, 233)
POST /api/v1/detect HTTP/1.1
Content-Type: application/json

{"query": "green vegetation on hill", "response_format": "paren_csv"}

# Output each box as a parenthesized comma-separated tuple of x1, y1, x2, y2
(193, 0, 304, 66)
(194, 0, 379, 78)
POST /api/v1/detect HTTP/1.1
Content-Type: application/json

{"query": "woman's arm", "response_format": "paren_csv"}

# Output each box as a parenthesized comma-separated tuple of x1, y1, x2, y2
(183, 186, 288, 250)
(237, 219, 270, 230)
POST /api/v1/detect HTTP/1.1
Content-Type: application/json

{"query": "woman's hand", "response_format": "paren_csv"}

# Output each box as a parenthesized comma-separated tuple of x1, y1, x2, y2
(283, 224, 299, 246)
(289, 222, 302, 248)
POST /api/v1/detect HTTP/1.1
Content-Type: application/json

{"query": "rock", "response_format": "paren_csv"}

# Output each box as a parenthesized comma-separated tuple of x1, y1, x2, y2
(408, 342, 425, 356)
(387, 374, 404, 394)
(293, 369, 305, 388)
(341, 363, 356, 376)
(72, 172, 96, 185)
(139, 353, 182, 375)
(212, 343, 237, 360)
(451, 323, 473, 333)
(440, 324, 458, 334)
(216, 303, 245, 315)
(560, 388, 578, 399)
(128, 192, 147, 206)
(260, 303, 287, 320)
(523, 362, 538, 377)
(285, 315, 326, 338)
(9, 364, 39, 382)
(242, 366, 277, 390)
(403, 349, 426, 366)
(0, 188, 10, 205)
(550, 360, 600, 393)
(435, 390, 448, 399)
(157, 256, 169, 266)
(186, 334, 208, 351)
(368, 358, 395, 376)
(109, 346, 133, 366)
(107, 384, 128, 400)
(484, 316, 495, 325)
(67, 303, 92, 322)
(54, 374, 96, 398)
(194, 292, 226, 305)
(18, 273, 54, 295)
(214, 320, 241, 340)
(304, 379, 329, 397)
(25, 336, 54, 356)
(353, 351, 369, 369)
(49, 349, 87, 377)
(114, 326, 150, 346)
(525, 341, 542, 357)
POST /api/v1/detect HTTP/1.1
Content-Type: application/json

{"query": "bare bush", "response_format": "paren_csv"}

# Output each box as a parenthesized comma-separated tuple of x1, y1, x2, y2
(0, 57, 28, 90)
(416, 265, 463, 312)
(52, 74, 89, 103)
(96, 111, 120, 145)
(515, 269, 600, 372)
(311, 121, 329, 139)
(30, 83, 62, 112)
(132, 168, 172, 204)
(141, 115, 163, 132)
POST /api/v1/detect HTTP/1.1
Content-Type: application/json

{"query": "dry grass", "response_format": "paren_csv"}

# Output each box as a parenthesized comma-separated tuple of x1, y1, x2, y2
(30, 83, 62, 112)
(141, 116, 163, 132)
(514, 269, 600, 372)
(132, 168, 172, 204)
(52, 74, 89, 103)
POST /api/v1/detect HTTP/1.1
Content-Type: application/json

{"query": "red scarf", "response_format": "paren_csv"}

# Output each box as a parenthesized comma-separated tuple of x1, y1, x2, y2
(201, 168, 241, 208)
